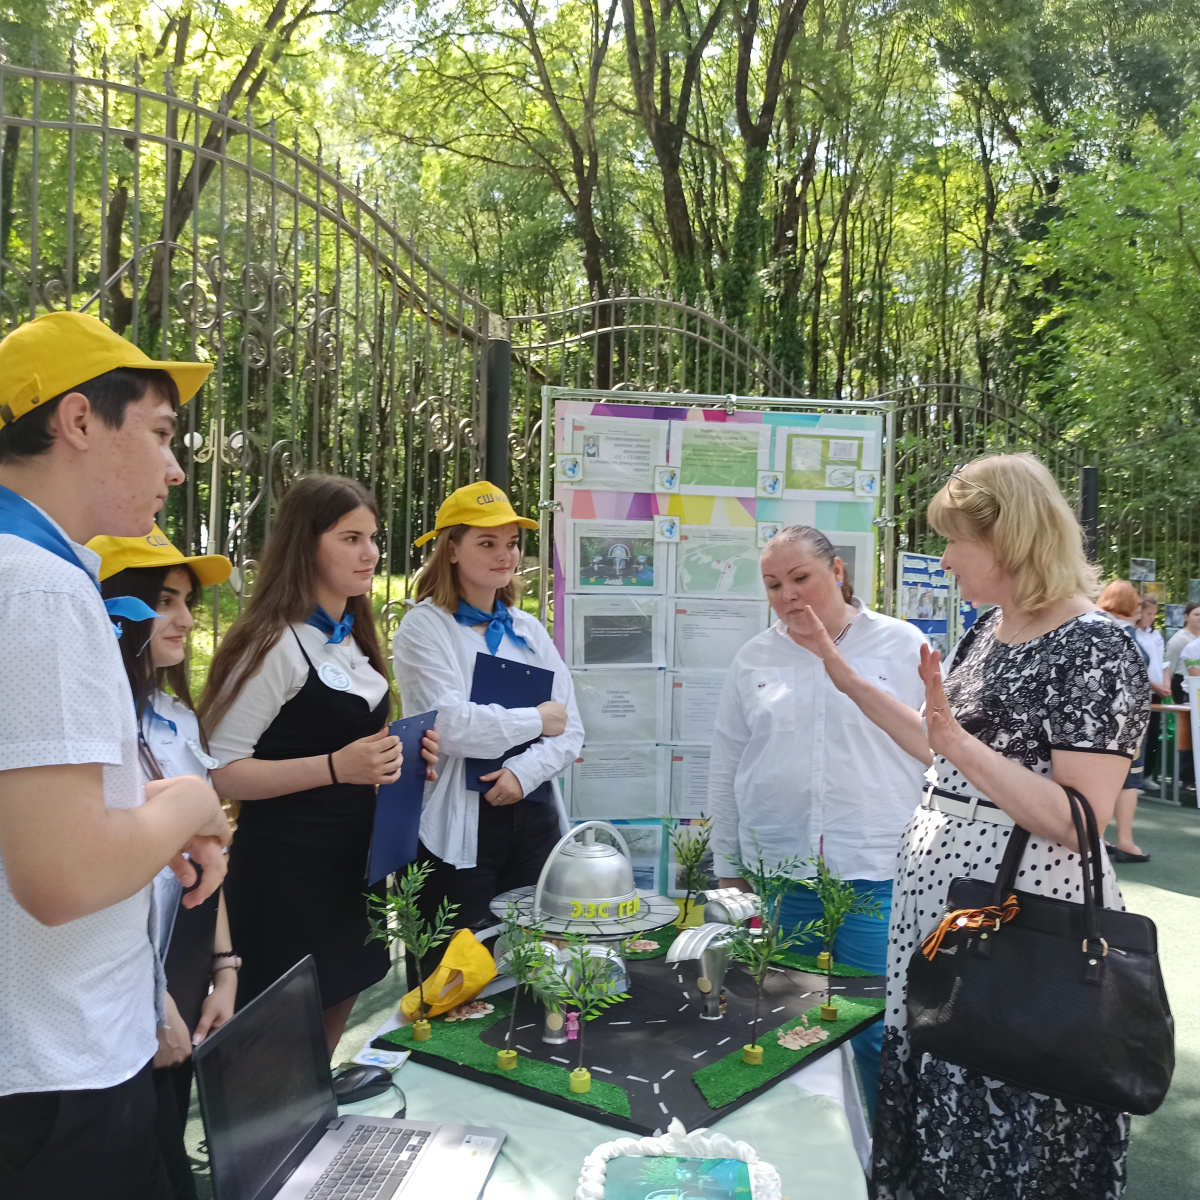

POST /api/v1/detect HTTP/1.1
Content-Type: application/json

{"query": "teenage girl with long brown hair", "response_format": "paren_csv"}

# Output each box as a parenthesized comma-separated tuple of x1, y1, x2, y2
(200, 474, 437, 1053)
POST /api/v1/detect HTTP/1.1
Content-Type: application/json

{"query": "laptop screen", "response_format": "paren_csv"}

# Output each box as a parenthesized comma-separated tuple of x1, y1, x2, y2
(195, 957, 336, 1200)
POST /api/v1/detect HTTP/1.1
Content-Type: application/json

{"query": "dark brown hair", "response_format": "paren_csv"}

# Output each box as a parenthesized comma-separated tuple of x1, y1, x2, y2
(199, 473, 391, 732)
(414, 523, 521, 612)
(766, 525, 855, 602)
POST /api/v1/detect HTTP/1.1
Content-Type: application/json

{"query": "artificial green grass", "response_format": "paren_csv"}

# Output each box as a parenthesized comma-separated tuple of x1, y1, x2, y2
(622, 924, 679, 960)
(768, 950, 877, 978)
(378, 994, 632, 1119)
(692, 996, 885, 1108)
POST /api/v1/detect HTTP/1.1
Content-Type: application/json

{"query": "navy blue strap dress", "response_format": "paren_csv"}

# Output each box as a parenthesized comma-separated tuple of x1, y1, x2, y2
(224, 632, 391, 1010)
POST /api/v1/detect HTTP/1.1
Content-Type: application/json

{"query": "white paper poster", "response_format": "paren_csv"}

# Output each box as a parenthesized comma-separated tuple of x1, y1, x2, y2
(669, 745, 712, 817)
(561, 415, 668, 492)
(573, 668, 665, 743)
(671, 599, 769, 669)
(675, 525, 765, 599)
(669, 420, 772, 496)
(568, 745, 665, 819)
(566, 595, 667, 668)
(568, 520, 668, 595)
(669, 671, 726, 742)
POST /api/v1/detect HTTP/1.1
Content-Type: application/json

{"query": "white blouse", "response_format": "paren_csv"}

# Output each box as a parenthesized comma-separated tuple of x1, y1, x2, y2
(207, 622, 391, 767)
(392, 599, 584, 869)
(708, 601, 929, 882)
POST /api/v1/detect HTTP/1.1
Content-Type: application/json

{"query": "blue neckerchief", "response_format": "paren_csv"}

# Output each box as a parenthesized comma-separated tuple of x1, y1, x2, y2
(144, 702, 178, 737)
(0, 484, 157, 634)
(453, 597, 529, 655)
(307, 604, 355, 645)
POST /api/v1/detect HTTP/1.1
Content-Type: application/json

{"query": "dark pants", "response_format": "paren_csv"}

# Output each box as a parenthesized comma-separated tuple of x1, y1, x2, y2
(0, 1059, 173, 1200)
(1172, 674, 1195, 786)
(407, 797, 562, 989)
(153, 1062, 198, 1200)
(1145, 708, 1162, 779)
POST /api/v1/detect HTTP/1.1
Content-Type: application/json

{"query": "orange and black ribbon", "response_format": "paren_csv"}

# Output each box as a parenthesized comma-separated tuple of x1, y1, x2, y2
(920, 894, 1020, 960)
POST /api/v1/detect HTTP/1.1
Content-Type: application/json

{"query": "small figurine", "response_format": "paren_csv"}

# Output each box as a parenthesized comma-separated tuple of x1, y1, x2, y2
(566, 1011, 580, 1041)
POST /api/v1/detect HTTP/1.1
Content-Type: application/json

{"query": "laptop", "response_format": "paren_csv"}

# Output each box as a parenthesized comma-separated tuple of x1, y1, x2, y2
(194, 957, 505, 1200)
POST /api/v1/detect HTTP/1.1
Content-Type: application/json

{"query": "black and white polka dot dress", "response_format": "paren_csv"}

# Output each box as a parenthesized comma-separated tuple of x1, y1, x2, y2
(871, 609, 1149, 1200)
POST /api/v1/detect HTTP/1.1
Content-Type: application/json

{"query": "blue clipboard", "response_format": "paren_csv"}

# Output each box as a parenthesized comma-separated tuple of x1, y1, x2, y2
(465, 653, 554, 803)
(367, 709, 437, 886)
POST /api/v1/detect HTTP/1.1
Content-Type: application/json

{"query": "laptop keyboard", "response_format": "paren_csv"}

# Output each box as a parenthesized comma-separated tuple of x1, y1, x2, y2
(304, 1124, 431, 1199)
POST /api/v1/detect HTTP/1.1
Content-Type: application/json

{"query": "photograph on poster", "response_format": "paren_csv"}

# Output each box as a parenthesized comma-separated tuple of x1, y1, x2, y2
(666, 818, 718, 897)
(775, 430, 864, 493)
(1191, 580, 1200, 605)
(572, 668, 665, 743)
(1130, 558, 1157, 582)
(563, 415, 668, 492)
(900, 586, 948, 621)
(670, 420, 771, 495)
(568, 745, 664, 819)
(669, 745, 712, 817)
(570, 520, 664, 593)
(670, 672, 726, 742)
(567, 595, 667, 667)
(671, 599, 769, 669)
(1166, 603, 1186, 629)
(675, 525, 765, 599)
(608, 822, 663, 892)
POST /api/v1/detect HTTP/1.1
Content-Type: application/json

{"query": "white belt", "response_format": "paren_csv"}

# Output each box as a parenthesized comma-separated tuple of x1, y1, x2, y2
(921, 785, 1015, 827)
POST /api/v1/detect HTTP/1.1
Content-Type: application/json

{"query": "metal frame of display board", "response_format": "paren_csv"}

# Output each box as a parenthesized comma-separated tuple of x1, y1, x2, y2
(535, 386, 898, 625)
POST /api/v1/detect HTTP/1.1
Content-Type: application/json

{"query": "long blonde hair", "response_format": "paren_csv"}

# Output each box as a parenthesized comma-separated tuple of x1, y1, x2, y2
(928, 453, 1100, 611)
(414, 523, 521, 612)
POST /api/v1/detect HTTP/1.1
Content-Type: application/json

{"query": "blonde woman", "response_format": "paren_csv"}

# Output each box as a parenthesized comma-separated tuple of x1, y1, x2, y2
(786, 454, 1147, 1199)
(393, 482, 583, 943)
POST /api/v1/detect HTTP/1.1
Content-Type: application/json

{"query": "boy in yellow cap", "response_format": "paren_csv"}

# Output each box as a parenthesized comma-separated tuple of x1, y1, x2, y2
(0, 312, 231, 1200)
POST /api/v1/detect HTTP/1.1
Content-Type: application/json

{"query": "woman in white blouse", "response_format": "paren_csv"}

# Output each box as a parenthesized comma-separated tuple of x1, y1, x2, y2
(201, 474, 437, 1054)
(708, 525, 928, 1111)
(393, 481, 583, 951)
(91, 527, 238, 1200)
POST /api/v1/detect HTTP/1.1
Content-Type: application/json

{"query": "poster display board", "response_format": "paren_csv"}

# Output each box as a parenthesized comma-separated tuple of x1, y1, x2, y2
(552, 399, 884, 882)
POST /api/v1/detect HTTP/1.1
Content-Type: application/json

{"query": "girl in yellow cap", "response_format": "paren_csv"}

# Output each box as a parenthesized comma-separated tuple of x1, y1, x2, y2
(393, 482, 583, 966)
(90, 527, 236, 1200)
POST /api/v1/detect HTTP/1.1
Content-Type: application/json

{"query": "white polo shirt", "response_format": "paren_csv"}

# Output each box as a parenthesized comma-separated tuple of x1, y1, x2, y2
(0, 521, 157, 1095)
(708, 601, 929, 882)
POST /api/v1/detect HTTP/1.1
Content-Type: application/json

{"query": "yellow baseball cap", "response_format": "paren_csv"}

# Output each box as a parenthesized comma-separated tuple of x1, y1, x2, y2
(414, 480, 538, 547)
(0, 311, 213, 430)
(87, 525, 232, 587)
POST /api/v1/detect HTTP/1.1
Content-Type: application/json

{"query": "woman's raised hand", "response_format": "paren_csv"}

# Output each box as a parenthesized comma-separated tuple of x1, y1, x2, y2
(330, 727, 402, 786)
(919, 643, 964, 759)
(786, 604, 839, 659)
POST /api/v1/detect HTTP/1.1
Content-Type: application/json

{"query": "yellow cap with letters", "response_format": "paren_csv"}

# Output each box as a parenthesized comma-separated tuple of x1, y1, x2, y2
(414, 480, 538, 547)
(87, 525, 232, 587)
(0, 311, 213, 430)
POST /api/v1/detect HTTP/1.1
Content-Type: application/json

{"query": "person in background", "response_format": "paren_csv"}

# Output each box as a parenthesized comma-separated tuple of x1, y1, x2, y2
(788, 453, 1145, 1199)
(708, 525, 928, 1116)
(393, 482, 583, 961)
(90, 528, 238, 1200)
(1134, 597, 1170, 792)
(0, 312, 231, 1200)
(1166, 601, 1200, 703)
(1097, 581, 1152, 863)
(200, 474, 438, 1055)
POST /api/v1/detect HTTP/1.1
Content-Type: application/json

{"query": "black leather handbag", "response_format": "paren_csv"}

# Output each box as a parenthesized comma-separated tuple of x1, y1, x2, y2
(906, 786, 1174, 1115)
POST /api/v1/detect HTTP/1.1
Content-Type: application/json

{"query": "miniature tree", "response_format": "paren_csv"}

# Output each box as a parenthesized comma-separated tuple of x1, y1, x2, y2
(797, 854, 882, 1019)
(366, 861, 459, 1039)
(529, 931, 629, 1092)
(667, 815, 714, 928)
(725, 851, 820, 1064)
(493, 902, 549, 1068)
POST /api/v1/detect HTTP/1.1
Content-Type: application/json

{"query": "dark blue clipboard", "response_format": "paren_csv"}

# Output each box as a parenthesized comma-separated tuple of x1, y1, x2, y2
(367, 709, 437, 886)
(465, 652, 554, 803)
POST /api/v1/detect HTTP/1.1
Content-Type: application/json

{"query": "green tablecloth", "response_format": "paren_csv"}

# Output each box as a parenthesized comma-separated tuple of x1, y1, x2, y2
(341, 1058, 867, 1200)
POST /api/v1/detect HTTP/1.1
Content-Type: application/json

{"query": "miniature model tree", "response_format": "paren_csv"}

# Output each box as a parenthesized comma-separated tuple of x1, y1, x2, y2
(366, 861, 459, 1040)
(797, 854, 882, 1020)
(493, 902, 549, 1069)
(667, 815, 714, 928)
(725, 851, 820, 1064)
(529, 931, 629, 1093)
